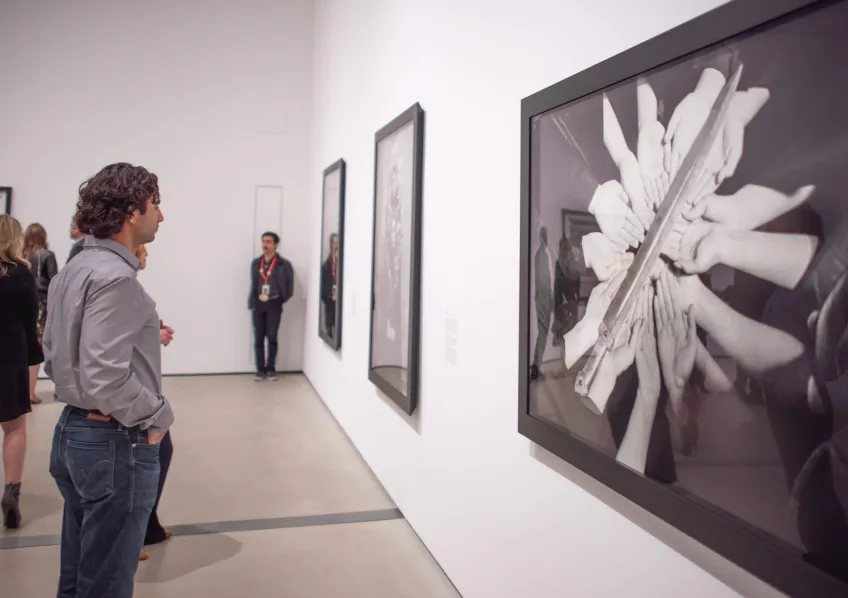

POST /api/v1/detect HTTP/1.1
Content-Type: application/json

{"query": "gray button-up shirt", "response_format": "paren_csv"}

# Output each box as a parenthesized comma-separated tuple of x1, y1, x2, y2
(43, 236, 174, 436)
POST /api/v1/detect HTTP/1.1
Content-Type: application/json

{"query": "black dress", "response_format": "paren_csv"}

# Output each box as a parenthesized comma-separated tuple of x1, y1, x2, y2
(0, 262, 44, 422)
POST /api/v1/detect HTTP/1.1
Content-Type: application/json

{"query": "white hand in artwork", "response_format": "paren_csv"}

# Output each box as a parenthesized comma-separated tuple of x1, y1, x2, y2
(664, 92, 714, 179)
(634, 284, 661, 401)
(581, 232, 634, 281)
(685, 184, 815, 231)
(655, 270, 697, 416)
(585, 270, 627, 322)
(588, 181, 645, 249)
(618, 152, 655, 230)
(637, 120, 670, 209)
(663, 218, 725, 275)
(564, 271, 628, 370)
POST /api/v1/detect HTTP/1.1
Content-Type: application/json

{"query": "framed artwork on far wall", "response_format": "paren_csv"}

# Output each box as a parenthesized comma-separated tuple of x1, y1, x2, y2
(318, 159, 346, 351)
(518, 1, 848, 597)
(0, 187, 11, 215)
(368, 102, 425, 415)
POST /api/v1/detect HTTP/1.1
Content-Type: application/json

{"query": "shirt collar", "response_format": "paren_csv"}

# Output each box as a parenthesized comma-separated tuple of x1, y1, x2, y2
(84, 236, 141, 270)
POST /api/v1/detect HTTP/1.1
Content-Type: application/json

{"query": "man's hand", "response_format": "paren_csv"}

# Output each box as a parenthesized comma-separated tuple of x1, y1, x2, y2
(148, 431, 167, 445)
(159, 320, 175, 346)
(655, 270, 697, 415)
(637, 120, 669, 210)
(589, 181, 645, 249)
(582, 233, 634, 282)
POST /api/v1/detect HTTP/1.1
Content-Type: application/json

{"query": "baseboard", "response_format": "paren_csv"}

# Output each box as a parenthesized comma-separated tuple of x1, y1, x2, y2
(39, 370, 304, 381)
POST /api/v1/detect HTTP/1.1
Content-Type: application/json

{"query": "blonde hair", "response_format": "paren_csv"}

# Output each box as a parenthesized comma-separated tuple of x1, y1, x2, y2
(0, 215, 28, 276)
(136, 244, 148, 270)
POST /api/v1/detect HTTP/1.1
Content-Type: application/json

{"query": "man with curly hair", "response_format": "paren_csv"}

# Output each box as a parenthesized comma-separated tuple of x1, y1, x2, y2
(43, 162, 172, 598)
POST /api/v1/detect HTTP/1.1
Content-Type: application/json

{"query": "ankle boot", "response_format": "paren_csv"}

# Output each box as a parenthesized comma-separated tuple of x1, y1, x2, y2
(2, 483, 22, 529)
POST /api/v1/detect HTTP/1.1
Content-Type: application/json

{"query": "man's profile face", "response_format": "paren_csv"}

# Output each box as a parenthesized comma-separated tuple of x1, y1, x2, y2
(133, 197, 163, 244)
(262, 235, 278, 255)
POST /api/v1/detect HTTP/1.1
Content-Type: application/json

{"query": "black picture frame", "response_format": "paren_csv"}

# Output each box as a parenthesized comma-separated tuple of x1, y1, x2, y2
(518, 1, 848, 597)
(367, 103, 425, 415)
(0, 187, 11, 215)
(318, 159, 346, 351)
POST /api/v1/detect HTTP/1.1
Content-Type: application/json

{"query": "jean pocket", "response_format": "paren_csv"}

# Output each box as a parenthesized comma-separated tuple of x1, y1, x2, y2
(66, 439, 116, 502)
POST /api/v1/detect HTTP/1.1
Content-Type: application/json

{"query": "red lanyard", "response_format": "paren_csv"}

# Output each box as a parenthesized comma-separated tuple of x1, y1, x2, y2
(259, 256, 278, 282)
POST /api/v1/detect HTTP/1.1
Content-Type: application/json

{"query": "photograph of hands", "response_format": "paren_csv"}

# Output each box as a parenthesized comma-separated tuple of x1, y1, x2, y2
(527, 0, 848, 583)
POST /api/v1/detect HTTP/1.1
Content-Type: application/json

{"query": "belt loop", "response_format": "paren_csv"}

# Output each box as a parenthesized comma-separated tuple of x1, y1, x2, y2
(58, 405, 70, 428)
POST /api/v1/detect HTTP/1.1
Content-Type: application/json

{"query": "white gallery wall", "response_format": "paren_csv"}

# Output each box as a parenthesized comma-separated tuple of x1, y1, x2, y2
(304, 1, 788, 597)
(0, 0, 313, 374)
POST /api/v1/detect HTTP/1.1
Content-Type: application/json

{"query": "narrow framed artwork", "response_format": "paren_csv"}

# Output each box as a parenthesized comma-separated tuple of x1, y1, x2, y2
(368, 103, 425, 415)
(0, 187, 11, 215)
(518, 1, 848, 596)
(318, 159, 346, 351)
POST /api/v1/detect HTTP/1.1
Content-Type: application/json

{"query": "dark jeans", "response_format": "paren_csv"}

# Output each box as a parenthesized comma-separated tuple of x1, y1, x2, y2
(145, 431, 172, 545)
(253, 303, 282, 373)
(49, 406, 160, 598)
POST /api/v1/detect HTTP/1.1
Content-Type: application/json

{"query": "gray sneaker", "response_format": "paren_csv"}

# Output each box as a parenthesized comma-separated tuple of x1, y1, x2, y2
(254, 372, 266, 382)
(267, 372, 279, 382)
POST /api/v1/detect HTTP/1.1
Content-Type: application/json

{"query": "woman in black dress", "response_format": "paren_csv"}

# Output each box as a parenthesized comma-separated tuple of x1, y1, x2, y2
(135, 244, 175, 561)
(0, 215, 44, 529)
(22, 223, 57, 405)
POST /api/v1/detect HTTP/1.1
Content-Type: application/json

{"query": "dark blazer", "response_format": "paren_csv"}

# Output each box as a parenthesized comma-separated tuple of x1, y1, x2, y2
(248, 253, 294, 310)
(27, 248, 58, 300)
(67, 238, 84, 263)
(0, 262, 44, 366)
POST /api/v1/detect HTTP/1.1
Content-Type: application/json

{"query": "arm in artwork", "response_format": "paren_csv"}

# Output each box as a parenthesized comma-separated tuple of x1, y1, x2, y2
(616, 286, 661, 474)
(695, 340, 732, 392)
(636, 79, 669, 209)
(672, 220, 818, 289)
(563, 271, 627, 369)
(684, 275, 804, 375)
(686, 184, 815, 231)
(603, 95, 652, 228)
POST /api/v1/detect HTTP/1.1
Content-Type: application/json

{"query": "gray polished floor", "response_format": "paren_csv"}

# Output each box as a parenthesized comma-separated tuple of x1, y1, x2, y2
(0, 375, 460, 598)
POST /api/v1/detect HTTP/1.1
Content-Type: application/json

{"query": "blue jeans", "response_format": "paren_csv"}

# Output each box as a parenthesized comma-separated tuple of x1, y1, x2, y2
(49, 406, 161, 598)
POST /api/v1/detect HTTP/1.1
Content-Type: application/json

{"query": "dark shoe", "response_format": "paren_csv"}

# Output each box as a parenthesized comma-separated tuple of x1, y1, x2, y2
(254, 372, 266, 382)
(2, 483, 22, 529)
(267, 372, 279, 382)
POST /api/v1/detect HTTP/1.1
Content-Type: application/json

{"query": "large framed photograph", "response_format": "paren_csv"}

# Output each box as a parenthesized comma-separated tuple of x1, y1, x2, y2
(518, 1, 848, 596)
(0, 187, 11, 215)
(318, 159, 346, 351)
(368, 103, 425, 415)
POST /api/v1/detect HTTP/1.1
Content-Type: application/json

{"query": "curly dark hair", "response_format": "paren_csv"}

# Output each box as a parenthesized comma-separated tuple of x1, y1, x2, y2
(74, 163, 160, 239)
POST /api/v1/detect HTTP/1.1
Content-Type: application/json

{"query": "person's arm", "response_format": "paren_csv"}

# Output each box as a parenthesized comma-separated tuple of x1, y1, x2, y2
(20, 269, 44, 366)
(79, 277, 174, 437)
(616, 285, 661, 474)
(284, 261, 294, 303)
(603, 94, 633, 167)
(722, 230, 817, 290)
(695, 340, 732, 392)
(677, 224, 818, 289)
(45, 252, 59, 284)
(248, 259, 256, 309)
(685, 275, 803, 375)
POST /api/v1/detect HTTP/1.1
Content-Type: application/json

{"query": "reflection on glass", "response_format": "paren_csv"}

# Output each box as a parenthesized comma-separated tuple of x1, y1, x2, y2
(371, 121, 414, 396)
(320, 167, 342, 346)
